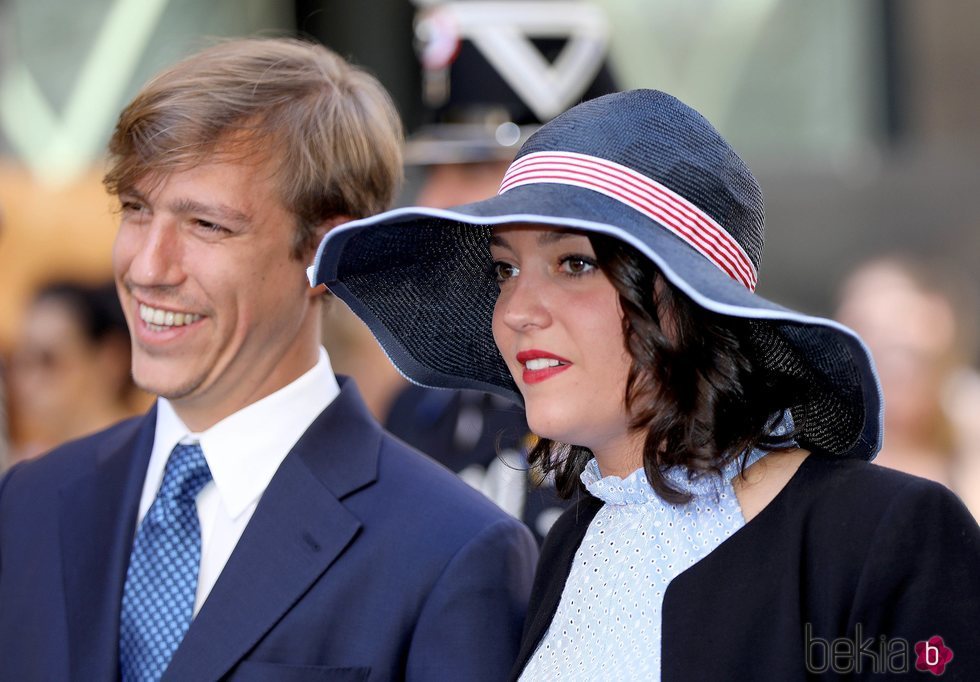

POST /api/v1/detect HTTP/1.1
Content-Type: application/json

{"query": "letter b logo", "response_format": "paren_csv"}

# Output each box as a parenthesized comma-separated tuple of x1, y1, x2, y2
(915, 635, 953, 676)
(925, 642, 939, 666)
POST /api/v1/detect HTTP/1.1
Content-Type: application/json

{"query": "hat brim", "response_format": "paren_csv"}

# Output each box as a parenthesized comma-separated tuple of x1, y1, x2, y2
(312, 183, 883, 460)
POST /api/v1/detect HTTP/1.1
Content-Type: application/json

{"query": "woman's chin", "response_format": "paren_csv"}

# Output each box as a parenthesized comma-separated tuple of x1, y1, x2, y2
(526, 415, 582, 449)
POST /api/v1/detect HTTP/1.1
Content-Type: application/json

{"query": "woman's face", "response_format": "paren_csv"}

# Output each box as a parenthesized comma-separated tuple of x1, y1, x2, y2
(490, 224, 634, 457)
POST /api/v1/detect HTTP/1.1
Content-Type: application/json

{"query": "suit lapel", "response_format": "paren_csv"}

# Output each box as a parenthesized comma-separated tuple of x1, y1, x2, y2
(164, 379, 381, 681)
(59, 408, 157, 681)
(511, 495, 603, 679)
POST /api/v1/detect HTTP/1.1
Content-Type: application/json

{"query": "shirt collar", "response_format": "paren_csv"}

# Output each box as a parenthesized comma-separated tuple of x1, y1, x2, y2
(149, 347, 340, 519)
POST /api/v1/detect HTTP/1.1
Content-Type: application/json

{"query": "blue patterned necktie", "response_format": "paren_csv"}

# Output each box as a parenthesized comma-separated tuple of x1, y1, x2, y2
(120, 442, 212, 681)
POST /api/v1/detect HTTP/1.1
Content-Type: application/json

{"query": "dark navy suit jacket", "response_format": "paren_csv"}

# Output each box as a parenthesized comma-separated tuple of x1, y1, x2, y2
(0, 377, 538, 681)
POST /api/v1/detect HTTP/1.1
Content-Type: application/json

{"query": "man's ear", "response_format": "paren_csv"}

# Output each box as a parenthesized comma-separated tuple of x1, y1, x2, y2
(305, 215, 354, 298)
(319, 214, 354, 235)
(308, 282, 330, 298)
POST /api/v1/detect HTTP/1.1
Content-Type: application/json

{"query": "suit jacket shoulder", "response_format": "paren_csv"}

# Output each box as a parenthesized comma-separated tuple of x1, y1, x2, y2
(376, 427, 535, 537)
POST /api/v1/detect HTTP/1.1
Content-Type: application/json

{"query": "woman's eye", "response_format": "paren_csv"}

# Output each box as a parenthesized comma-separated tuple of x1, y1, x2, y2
(558, 255, 597, 276)
(493, 261, 519, 283)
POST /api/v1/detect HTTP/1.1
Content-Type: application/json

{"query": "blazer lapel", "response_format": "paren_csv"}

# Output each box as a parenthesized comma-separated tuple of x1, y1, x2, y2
(164, 379, 381, 681)
(59, 408, 157, 681)
(511, 495, 603, 680)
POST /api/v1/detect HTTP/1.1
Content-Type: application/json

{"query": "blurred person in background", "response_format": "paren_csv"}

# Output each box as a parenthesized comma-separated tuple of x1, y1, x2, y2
(0, 350, 7, 473)
(7, 281, 140, 463)
(0, 208, 8, 472)
(836, 255, 980, 518)
(383, 0, 619, 542)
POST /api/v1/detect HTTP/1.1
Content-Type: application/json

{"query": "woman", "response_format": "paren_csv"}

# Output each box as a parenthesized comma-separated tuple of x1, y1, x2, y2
(311, 90, 979, 680)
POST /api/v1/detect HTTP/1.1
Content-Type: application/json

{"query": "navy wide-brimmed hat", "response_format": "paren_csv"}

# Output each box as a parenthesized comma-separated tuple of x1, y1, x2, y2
(311, 89, 883, 461)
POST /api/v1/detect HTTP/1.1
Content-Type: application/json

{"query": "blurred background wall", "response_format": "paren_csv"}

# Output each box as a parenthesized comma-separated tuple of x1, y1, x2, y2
(1, 0, 978, 457)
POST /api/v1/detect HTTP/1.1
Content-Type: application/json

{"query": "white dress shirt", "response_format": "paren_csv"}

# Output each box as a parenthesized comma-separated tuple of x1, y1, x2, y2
(136, 347, 341, 614)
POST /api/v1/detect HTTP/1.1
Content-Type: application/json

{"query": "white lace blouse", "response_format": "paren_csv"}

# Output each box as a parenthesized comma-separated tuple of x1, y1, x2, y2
(519, 447, 768, 681)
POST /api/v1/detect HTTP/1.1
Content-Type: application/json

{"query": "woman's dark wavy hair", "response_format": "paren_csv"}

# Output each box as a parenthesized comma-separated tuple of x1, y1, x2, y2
(527, 235, 808, 503)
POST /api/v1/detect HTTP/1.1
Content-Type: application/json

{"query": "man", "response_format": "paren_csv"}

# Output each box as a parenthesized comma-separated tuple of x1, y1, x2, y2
(0, 37, 536, 681)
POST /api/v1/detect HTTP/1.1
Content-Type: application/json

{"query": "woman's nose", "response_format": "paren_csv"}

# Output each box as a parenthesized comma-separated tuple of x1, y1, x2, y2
(499, 272, 553, 332)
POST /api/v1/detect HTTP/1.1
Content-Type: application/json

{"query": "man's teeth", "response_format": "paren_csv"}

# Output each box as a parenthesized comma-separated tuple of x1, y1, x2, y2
(525, 358, 561, 371)
(139, 304, 201, 328)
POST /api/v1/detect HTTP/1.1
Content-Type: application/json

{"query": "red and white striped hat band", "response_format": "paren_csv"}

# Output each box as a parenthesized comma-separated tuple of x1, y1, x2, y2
(498, 151, 759, 291)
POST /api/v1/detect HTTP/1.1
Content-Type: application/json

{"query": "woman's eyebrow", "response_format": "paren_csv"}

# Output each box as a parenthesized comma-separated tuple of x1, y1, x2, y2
(490, 230, 584, 251)
(490, 230, 580, 249)
(538, 231, 578, 245)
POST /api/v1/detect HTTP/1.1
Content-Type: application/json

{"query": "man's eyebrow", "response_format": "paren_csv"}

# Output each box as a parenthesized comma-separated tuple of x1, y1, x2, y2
(169, 198, 251, 226)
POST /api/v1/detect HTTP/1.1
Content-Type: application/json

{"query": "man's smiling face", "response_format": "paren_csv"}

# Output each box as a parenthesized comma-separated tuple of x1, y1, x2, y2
(113, 149, 317, 429)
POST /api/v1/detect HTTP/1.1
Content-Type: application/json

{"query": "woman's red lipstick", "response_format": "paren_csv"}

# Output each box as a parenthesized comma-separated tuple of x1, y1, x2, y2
(516, 350, 572, 384)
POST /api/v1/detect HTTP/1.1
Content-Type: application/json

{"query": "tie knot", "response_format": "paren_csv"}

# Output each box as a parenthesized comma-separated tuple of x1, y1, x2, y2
(158, 442, 212, 502)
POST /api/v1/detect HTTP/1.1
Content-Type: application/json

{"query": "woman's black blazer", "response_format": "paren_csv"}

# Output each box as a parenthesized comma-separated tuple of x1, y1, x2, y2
(511, 453, 980, 681)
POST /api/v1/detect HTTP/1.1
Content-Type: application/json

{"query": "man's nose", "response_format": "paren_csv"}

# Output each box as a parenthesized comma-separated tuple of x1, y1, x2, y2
(126, 219, 185, 288)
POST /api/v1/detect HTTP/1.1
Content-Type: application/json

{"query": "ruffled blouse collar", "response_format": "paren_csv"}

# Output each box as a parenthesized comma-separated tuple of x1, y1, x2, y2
(582, 411, 795, 506)
(581, 455, 758, 505)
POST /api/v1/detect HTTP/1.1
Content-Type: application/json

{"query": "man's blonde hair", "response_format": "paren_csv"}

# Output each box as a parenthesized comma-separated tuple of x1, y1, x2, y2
(104, 37, 403, 258)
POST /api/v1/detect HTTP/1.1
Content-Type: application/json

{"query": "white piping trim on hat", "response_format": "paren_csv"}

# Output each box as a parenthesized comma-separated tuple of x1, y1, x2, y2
(499, 151, 759, 291)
